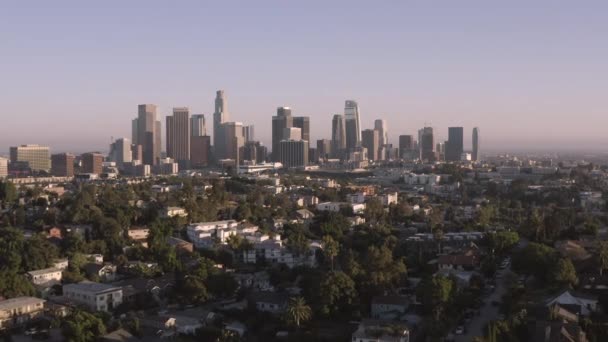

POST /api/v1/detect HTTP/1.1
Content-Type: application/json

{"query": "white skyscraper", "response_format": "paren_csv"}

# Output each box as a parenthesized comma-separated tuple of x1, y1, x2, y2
(191, 114, 207, 137)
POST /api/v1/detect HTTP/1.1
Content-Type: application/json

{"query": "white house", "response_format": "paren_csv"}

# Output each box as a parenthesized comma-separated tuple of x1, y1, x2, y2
(161, 207, 188, 218)
(27, 267, 63, 286)
(546, 290, 599, 316)
(371, 295, 409, 320)
(63, 281, 123, 312)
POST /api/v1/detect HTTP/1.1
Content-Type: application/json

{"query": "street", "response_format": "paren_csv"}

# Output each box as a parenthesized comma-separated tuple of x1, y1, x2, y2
(454, 266, 510, 342)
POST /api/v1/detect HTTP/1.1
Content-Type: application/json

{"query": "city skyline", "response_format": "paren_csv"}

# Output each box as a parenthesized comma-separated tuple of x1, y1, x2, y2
(2, 1, 608, 153)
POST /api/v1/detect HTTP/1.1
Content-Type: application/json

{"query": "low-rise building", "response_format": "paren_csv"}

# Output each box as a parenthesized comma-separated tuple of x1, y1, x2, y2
(27, 267, 63, 286)
(0, 297, 46, 330)
(371, 296, 409, 320)
(63, 281, 123, 312)
(351, 319, 410, 342)
(161, 207, 188, 218)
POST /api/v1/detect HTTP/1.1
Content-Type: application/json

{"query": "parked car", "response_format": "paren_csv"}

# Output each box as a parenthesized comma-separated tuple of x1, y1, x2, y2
(455, 326, 465, 335)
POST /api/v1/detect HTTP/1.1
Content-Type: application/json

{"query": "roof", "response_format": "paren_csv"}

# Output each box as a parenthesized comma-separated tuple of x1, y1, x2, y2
(64, 281, 121, 294)
(372, 295, 409, 307)
(0, 297, 45, 311)
(250, 292, 289, 305)
(437, 254, 478, 266)
(101, 329, 137, 342)
(27, 267, 62, 276)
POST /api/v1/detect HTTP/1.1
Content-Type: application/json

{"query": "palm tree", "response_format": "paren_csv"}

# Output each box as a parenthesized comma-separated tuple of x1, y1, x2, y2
(598, 242, 608, 276)
(286, 297, 312, 328)
(322, 235, 339, 271)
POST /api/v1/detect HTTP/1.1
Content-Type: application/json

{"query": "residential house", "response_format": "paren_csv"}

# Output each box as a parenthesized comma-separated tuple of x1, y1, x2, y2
(351, 319, 410, 342)
(63, 281, 123, 312)
(27, 267, 63, 286)
(167, 236, 194, 253)
(0, 297, 46, 330)
(161, 207, 188, 218)
(546, 290, 599, 316)
(250, 292, 289, 314)
(371, 296, 409, 320)
(83, 263, 118, 282)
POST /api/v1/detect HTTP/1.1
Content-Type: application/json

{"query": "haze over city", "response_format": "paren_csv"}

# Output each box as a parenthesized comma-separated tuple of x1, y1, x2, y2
(2, 1, 608, 153)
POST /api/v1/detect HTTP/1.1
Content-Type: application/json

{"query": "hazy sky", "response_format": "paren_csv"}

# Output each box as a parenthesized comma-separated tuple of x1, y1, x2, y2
(1, 1, 608, 154)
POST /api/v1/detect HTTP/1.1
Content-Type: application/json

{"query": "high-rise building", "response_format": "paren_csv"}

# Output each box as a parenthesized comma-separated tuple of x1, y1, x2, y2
(191, 114, 207, 137)
(399, 135, 414, 154)
(133, 104, 160, 166)
(446, 127, 464, 162)
(166, 107, 190, 168)
(190, 135, 211, 168)
(243, 125, 255, 142)
(362, 129, 381, 161)
(316, 139, 332, 161)
(0, 157, 9, 178)
(109, 138, 132, 169)
(418, 127, 435, 162)
(272, 107, 294, 161)
(51, 153, 75, 177)
(9, 145, 51, 172)
(374, 119, 388, 146)
(293, 116, 310, 143)
(472, 127, 480, 161)
(283, 127, 302, 141)
(213, 90, 229, 157)
(241, 141, 267, 164)
(131, 144, 143, 162)
(344, 100, 361, 150)
(81, 153, 104, 175)
(278, 140, 309, 168)
(331, 114, 346, 158)
(221, 122, 245, 163)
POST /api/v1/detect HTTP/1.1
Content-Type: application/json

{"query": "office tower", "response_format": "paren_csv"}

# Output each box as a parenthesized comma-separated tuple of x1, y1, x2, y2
(316, 139, 332, 161)
(0, 157, 9, 178)
(445, 127, 464, 162)
(436, 142, 446, 161)
(283, 127, 302, 141)
(131, 144, 143, 162)
(272, 107, 294, 161)
(362, 129, 381, 161)
(166, 107, 190, 168)
(191, 114, 207, 137)
(278, 140, 309, 168)
(293, 116, 310, 143)
(374, 119, 388, 146)
(133, 104, 160, 165)
(190, 135, 211, 168)
(9, 145, 51, 172)
(331, 114, 346, 158)
(472, 127, 480, 161)
(418, 127, 435, 162)
(221, 122, 245, 163)
(51, 153, 75, 177)
(109, 138, 132, 169)
(242, 141, 267, 164)
(385, 145, 399, 160)
(213, 90, 229, 155)
(399, 135, 414, 157)
(344, 100, 361, 150)
(82, 153, 104, 174)
(243, 125, 255, 142)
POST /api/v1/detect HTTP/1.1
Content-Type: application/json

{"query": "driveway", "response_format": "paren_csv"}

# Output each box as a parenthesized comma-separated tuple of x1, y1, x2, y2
(454, 266, 510, 341)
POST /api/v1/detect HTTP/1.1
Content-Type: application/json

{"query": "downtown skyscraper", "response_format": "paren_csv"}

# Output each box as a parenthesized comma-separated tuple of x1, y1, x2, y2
(344, 100, 361, 150)
(331, 114, 346, 158)
(213, 90, 229, 159)
(374, 119, 388, 146)
(166, 107, 191, 168)
(472, 127, 480, 161)
(418, 127, 435, 162)
(132, 104, 161, 166)
(445, 127, 464, 162)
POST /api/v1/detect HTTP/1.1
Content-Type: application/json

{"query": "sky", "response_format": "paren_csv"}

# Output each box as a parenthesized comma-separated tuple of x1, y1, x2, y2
(1, 1, 608, 154)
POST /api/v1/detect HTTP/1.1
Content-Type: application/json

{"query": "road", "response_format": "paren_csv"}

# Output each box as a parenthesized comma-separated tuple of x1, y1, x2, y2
(454, 266, 510, 342)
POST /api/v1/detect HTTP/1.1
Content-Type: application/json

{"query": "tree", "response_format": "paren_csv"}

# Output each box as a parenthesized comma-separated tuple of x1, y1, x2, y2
(417, 275, 454, 320)
(553, 258, 578, 288)
(597, 242, 608, 276)
(0, 180, 17, 204)
(286, 297, 312, 328)
(319, 271, 357, 318)
(62, 310, 106, 342)
(322, 235, 339, 271)
(363, 245, 407, 293)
